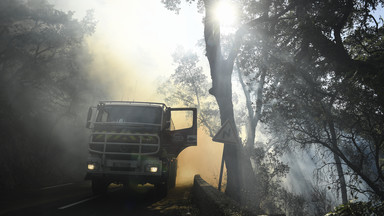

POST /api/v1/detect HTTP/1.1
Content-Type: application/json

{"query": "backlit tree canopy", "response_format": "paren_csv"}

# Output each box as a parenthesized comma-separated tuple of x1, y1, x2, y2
(162, 0, 384, 208)
(0, 0, 98, 191)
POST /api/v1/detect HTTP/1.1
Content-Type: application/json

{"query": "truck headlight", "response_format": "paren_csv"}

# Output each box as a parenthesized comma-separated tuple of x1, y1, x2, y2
(88, 163, 97, 170)
(150, 166, 158, 173)
(145, 165, 158, 173)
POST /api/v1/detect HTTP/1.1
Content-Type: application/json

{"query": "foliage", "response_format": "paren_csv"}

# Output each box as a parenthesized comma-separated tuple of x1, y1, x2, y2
(258, 0, 384, 200)
(162, 0, 384, 213)
(0, 0, 97, 113)
(0, 0, 100, 191)
(248, 144, 289, 214)
(326, 201, 384, 216)
(158, 47, 220, 137)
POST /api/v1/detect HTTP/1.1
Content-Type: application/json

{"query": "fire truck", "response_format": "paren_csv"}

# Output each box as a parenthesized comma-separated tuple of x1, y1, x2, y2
(85, 101, 197, 194)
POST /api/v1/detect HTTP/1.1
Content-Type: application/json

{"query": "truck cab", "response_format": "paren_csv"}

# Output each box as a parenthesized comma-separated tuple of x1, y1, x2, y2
(85, 101, 197, 194)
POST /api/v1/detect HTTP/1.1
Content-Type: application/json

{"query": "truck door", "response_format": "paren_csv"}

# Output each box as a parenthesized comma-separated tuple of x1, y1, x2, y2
(166, 108, 197, 156)
(86, 106, 97, 128)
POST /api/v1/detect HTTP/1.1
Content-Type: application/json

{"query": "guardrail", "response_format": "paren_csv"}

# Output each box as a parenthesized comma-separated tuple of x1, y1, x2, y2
(191, 175, 285, 216)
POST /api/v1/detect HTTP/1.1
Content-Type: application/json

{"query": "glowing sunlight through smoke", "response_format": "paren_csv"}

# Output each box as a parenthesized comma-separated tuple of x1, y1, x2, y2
(52, 0, 222, 187)
(213, 0, 238, 33)
(177, 128, 225, 187)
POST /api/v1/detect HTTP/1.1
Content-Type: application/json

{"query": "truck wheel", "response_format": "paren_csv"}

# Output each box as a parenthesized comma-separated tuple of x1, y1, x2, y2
(168, 159, 177, 189)
(169, 161, 177, 189)
(92, 179, 108, 194)
(155, 182, 168, 197)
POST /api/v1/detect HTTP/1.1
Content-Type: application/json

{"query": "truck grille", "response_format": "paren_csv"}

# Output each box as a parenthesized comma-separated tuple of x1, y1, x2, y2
(105, 154, 139, 160)
(89, 132, 160, 155)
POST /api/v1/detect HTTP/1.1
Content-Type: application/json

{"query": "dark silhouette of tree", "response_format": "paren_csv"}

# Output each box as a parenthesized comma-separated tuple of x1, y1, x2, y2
(163, 0, 384, 206)
(162, 0, 290, 206)
(258, 0, 384, 201)
(0, 0, 99, 191)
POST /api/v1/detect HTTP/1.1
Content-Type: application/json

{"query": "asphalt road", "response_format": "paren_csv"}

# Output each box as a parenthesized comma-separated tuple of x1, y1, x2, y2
(0, 181, 198, 216)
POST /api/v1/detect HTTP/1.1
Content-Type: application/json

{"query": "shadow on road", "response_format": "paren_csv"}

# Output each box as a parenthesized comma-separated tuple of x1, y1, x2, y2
(148, 184, 199, 216)
(0, 182, 199, 216)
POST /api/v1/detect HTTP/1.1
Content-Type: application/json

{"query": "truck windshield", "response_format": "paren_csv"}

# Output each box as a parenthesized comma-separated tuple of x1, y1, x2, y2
(96, 105, 162, 124)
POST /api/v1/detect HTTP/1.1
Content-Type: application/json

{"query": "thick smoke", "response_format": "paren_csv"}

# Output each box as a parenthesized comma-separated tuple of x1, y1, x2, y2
(177, 128, 225, 187)
(49, 0, 211, 188)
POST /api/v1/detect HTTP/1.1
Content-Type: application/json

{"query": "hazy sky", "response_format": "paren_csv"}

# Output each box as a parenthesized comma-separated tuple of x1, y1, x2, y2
(50, 0, 204, 102)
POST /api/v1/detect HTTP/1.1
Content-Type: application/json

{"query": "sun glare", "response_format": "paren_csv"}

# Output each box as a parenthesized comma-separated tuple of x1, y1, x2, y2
(214, 1, 237, 28)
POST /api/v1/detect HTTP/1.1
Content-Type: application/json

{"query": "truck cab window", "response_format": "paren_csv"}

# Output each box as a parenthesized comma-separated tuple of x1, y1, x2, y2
(171, 110, 193, 130)
(96, 106, 162, 124)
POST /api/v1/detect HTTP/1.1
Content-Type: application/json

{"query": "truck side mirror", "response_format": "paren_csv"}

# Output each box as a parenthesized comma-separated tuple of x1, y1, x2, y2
(165, 121, 171, 130)
(86, 107, 93, 128)
(164, 109, 171, 130)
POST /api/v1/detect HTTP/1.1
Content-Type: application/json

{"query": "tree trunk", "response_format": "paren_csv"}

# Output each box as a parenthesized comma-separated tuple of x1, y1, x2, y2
(333, 153, 348, 204)
(202, 0, 266, 209)
(237, 68, 255, 150)
(326, 106, 348, 204)
(213, 58, 243, 201)
(204, 0, 250, 203)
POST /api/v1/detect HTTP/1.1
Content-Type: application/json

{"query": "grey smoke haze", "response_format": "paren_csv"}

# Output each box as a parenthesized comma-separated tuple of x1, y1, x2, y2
(4, 2, 378, 214)
(50, 0, 203, 102)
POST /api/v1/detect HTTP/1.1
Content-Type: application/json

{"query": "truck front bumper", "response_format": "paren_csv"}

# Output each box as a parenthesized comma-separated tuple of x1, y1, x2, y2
(85, 171, 166, 185)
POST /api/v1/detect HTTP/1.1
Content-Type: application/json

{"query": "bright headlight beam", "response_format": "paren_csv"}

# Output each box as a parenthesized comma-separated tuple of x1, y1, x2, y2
(150, 167, 158, 173)
(88, 164, 95, 170)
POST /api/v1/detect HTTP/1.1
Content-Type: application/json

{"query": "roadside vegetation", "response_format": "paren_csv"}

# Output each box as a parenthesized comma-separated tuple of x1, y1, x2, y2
(0, 0, 105, 192)
(161, 0, 384, 215)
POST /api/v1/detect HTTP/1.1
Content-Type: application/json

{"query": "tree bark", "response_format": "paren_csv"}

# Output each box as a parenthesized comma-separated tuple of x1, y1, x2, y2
(203, 0, 260, 204)
(204, 0, 241, 201)
(328, 118, 348, 204)
(322, 98, 348, 203)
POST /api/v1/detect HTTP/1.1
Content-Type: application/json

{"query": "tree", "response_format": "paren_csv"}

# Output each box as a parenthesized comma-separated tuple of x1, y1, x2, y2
(158, 47, 220, 137)
(235, 27, 266, 151)
(201, 0, 241, 202)
(163, 0, 252, 203)
(257, 0, 384, 201)
(234, 0, 384, 203)
(0, 0, 99, 191)
(162, 0, 384, 208)
(159, 46, 292, 212)
(160, 0, 290, 207)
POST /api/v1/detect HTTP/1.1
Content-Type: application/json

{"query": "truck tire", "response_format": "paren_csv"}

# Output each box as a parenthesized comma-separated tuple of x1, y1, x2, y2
(168, 159, 177, 189)
(92, 179, 108, 194)
(169, 162, 177, 189)
(155, 182, 168, 197)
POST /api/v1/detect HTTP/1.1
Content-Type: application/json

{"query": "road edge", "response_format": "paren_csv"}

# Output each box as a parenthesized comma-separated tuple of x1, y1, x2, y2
(191, 175, 251, 216)
(192, 175, 287, 216)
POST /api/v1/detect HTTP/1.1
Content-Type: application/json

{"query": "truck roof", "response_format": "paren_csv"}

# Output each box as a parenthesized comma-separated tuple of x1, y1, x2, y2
(98, 101, 167, 109)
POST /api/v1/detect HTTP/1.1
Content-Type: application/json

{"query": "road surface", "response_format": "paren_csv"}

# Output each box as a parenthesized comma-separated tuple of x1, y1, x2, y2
(0, 181, 197, 216)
